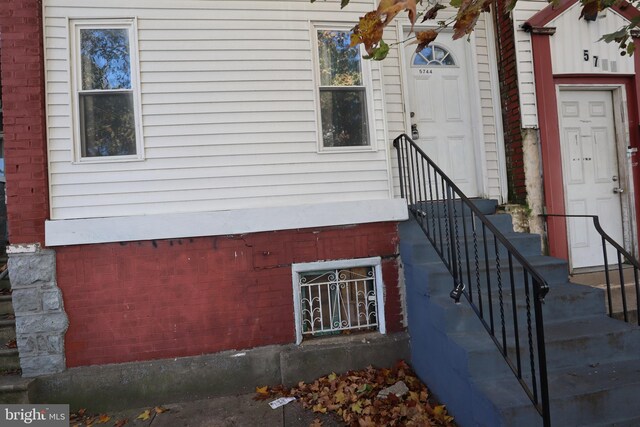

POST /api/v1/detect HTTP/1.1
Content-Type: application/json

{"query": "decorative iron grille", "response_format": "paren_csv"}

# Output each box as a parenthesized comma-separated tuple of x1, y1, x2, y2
(299, 267, 378, 336)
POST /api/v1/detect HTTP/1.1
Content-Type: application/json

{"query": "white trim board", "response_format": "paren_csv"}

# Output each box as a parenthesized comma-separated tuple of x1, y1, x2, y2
(45, 198, 409, 246)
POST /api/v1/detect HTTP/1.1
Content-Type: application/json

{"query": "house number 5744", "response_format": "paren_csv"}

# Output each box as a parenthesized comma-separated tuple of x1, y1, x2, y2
(583, 50, 599, 67)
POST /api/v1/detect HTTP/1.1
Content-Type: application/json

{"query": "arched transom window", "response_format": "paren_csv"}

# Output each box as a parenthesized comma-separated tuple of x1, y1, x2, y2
(412, 45, 456, 67)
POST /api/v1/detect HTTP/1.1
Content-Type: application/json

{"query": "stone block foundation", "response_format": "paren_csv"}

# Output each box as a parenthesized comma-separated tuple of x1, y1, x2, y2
(8, 249, 68, 377)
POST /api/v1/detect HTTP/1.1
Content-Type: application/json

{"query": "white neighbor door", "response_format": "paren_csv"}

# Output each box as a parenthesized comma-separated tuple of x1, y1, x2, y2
(559, 90, 624, 269)
(404, 32, 479, 197)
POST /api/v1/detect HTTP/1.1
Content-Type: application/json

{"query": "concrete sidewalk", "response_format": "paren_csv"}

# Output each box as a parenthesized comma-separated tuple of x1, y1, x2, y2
(99, 393, 344, 427)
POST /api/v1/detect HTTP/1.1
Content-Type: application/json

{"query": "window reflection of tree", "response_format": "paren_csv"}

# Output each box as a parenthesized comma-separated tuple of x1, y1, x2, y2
(317, 30, 369, 148)
(79, 28, 136, 157)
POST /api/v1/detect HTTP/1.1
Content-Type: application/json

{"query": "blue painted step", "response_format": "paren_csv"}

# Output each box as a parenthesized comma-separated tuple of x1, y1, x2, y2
(476, 360, 640, 427)
(400, 199, 640, 426)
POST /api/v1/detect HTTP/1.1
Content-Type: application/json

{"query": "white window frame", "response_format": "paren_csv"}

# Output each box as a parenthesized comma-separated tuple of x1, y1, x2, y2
(311, 23, 377, 153)
(291, 257, 386, 344)
(68, 18, 144, 163)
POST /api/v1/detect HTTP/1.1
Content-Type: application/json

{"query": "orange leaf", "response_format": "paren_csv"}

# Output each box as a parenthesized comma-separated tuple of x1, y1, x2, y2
(256, 385, 269, 395)
(154, 406, 168, 414)
(113, 419, 129, 427)
(97, 414, 111, 424)
(414, 30, 438, 53)
(351, 11, 384, 55)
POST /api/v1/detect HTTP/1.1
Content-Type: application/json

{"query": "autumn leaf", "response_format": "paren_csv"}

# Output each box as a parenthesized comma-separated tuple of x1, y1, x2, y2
(351, 400, 363, 414)
(312, 403, 327, 413)
(358, 415, 377, 426)
(154, 406, 169, 414)
(309, 419, 323, 427)
(136, 410, 151, 421)
(97, 414, 111, 424)
(327, 372, 337, 381)
(113, 419, 128, 427)
(413, 30, 438, 53)
(378, 0, 418, 28)
(351, 11, 385, 55)
(422, 3, 446, 21)
(580, 0, 600, 20)
(452, 0, 486, 40)
(256, 385, 269, 395)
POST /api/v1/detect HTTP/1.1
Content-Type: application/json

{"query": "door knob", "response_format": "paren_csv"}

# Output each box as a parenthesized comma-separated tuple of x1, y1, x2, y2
(613, 187, 624, 194)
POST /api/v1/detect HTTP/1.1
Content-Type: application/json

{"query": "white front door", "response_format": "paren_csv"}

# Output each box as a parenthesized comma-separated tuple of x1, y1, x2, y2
(404, 32, 479, 197)
(559, 90, 624, 269)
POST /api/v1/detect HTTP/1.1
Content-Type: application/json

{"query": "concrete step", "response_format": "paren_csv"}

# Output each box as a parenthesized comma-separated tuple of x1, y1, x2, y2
(412, 198, 498, 218)
(0, 279, 10, 291)
(0, 349, 20, 371)
(0, 318, 16, 343)
(0, 295, 13, 315)
(0, 374, 33, 404)
(400, 213, 513, 242)
(477, 360, 640, 427)
(403, 255, 569, 300)
(410, 212, 516, 238)
(401, 230, 542, 263)
(454, 315, 640, 381)
(420, 281, 607, 337)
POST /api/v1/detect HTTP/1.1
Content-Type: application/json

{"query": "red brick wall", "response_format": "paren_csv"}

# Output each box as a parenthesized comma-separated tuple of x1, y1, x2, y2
(493, 1, 527, 204)
(56, 222, 404, 367)
(0, 0, 50, 245)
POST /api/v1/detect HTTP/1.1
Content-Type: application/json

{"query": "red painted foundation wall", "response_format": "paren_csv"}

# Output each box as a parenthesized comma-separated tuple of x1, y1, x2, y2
(56, 222, 404, 367)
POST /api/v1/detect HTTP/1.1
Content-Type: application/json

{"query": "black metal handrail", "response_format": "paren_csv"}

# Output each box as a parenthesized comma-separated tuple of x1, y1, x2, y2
(542, 213, 640, 326)
(394, 134, 550, 426)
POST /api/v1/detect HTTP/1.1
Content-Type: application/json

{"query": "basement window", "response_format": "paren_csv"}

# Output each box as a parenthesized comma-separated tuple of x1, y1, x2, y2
(292, 257, 386, 344)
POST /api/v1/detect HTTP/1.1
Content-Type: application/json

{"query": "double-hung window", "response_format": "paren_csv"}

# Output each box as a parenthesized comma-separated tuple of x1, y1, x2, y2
(314, 27, 372, 150)
(70, 19, 143, 161)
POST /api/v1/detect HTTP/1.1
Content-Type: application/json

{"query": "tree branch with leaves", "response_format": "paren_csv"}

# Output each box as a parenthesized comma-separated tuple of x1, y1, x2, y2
(311, 0, 640, 60)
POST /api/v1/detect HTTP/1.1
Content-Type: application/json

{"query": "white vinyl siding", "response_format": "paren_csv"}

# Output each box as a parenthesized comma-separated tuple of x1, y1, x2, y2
(548, 7, 634, 75)
(473, 14, 504, 201)
(43, 0, 392, 220)
(513, 0, 548, 128)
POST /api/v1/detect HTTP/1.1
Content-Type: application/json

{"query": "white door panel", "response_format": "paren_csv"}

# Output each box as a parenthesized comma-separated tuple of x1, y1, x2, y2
(559, 90, 624, 269)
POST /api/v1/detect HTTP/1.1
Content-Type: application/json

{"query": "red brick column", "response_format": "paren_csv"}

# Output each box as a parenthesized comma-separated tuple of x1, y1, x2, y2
(493, 0, 526, 204)
(0, 0, 49, 245)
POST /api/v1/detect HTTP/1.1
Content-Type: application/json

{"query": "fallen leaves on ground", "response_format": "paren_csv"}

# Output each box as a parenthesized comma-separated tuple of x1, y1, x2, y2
(255, 360, 455, 426)
(69, 405, 169, 427)
(4, 339, 16, 349)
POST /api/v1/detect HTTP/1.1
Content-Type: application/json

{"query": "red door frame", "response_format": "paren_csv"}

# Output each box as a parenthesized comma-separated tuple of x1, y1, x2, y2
(528, 14, 640, 260)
